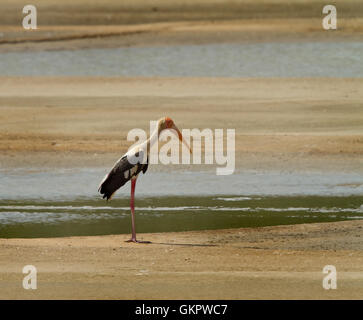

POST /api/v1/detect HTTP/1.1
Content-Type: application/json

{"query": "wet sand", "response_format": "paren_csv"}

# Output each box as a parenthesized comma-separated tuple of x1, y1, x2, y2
(1, 19, 363, 53)
(1, 0, 363, 53)
(0, 220, 362, 299)
(0, 77, 362, 172)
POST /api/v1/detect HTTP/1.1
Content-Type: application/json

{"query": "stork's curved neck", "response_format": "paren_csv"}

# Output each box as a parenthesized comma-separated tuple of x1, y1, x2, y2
(138, 123, 160, 155)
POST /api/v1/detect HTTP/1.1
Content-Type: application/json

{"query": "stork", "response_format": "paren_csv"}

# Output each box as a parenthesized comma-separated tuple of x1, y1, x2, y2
(98, 117, 192, 243)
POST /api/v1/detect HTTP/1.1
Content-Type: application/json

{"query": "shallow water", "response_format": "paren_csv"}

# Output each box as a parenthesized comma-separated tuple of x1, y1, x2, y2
(1, 195, 362, 238)
(1, 168, 363, 200)
(2, 42, 363, 77)
(0, 168, 362, 238)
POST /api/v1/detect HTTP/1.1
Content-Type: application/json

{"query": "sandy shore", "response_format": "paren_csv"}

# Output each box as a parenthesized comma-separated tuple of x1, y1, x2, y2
(2, 0, 362, 27)
(0, 77, 362, 172)
(0, 220, 362, 299)
(1, 19, 363, 53)
(1, 0, 363, 52)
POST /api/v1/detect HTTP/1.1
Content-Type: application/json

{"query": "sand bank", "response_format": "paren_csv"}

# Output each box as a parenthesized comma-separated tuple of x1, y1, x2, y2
(0, 220, 362, 299)
(1, 0, 363, 52)
(0, 77, 362, 172)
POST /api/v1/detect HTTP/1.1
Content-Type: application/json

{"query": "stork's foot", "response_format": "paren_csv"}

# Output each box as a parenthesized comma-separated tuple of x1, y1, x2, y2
(125, 238, 151, 244)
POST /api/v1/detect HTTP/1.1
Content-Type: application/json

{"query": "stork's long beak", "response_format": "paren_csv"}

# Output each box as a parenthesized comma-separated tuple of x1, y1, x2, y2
(171, 124, 192, 154)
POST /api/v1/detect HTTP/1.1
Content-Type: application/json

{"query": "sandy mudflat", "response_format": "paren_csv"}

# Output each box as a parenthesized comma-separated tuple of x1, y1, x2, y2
(0, 77, 362, 172)
(1, 0, 363, 52)
(1, 18, 363, 53)
(0, 220, 362, 299)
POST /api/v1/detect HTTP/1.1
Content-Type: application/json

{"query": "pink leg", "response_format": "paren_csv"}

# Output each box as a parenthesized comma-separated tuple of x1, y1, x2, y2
(125, 178, 150, 244)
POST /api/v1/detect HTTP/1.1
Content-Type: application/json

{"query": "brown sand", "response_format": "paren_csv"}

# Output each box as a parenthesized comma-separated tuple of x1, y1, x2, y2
(1, 18, 362, 53)
(0, 220, 362, 299)
(2, 0, 362, 26)
(1, 0, 363, 52)
(0, 77, 362, 172)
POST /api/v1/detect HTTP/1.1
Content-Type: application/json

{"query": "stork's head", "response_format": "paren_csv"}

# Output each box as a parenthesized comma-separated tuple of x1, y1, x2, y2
(158, 117, 192, 153)
(157, 117, 174, 130)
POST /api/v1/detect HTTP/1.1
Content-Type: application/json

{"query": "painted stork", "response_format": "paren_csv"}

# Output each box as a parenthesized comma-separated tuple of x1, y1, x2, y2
(98, 117, 192, 243)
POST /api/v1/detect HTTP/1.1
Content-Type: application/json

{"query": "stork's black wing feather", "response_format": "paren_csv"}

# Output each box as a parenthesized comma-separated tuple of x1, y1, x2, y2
(98, 151, 148, 200)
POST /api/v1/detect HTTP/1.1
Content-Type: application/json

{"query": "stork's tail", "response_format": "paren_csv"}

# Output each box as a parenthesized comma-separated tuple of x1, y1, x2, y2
(98, 173, 115, 201)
